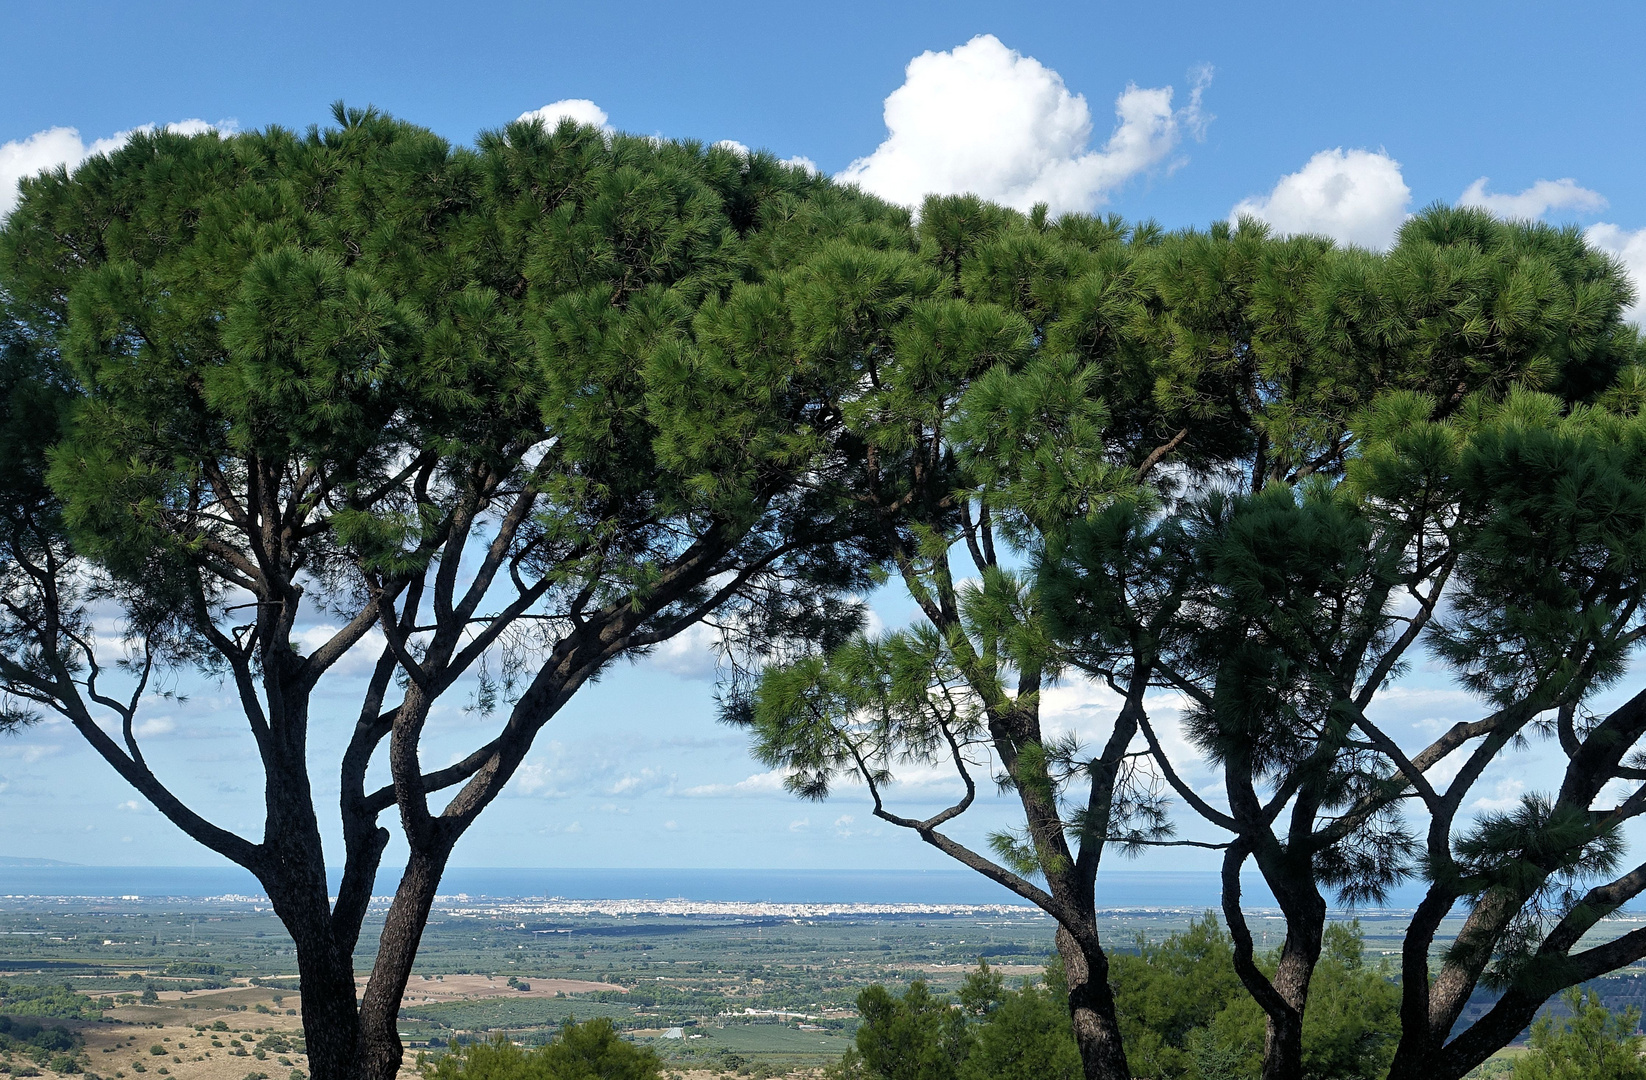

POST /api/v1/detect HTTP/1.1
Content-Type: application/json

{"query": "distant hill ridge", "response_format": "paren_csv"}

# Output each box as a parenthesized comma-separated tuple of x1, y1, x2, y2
(0, 857, 79, 867)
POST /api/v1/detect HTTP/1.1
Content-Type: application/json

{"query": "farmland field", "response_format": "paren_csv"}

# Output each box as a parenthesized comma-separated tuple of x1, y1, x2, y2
(0, 894, 1639, 1076)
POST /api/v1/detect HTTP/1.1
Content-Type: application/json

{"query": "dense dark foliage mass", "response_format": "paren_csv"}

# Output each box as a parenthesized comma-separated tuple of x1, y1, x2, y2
(4, 105, 1646, 1080)
(0, 1014, 80, 1054)
(0, 983, 97, 1077)
(837, 920, 1397, 1080)
(0, 980, 102, 1021)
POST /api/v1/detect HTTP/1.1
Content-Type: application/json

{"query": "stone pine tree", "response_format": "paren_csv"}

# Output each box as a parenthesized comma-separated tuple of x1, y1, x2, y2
(0, 110, 895, 1080)
(740, 204, 1642, 1080)
(733, 207, 1399, 1080)
(1043, 212, 1645, 1080)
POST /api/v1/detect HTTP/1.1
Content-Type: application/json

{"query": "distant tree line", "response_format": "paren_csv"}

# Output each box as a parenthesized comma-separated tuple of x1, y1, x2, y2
(2, 107, 1644, 1080)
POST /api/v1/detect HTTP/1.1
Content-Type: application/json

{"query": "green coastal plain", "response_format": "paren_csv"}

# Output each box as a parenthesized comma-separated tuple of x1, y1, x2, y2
(0, 897, 1643, 1077)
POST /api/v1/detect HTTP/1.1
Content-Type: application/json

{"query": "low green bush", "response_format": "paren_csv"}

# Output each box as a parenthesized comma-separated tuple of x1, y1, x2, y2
(424, 1018, 662, 1080)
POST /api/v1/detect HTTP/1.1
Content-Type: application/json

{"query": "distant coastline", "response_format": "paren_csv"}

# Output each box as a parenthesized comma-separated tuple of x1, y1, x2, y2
(0, 865, 1434, 910)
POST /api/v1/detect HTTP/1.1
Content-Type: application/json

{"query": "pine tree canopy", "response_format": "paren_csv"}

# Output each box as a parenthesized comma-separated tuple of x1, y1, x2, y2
(0, 109, 913, 1080)
(3, 106, 1646, 1080)
(736, 198, 1644, 1080)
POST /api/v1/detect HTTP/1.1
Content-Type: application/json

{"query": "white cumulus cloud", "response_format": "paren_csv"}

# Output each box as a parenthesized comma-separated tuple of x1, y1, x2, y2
(1586, 222, 1646, 326)
(516, 99, 612, 133)
(1457, 177, 1607, 220)
(512, 760, 563, 798)
(1232, 148, 1411, 250)
(1, 119, 230, 220)
(839, 35, 1209, 215)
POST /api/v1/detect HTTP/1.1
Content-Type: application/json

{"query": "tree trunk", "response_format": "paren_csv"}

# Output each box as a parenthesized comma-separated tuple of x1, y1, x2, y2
(279, 905, 362, 1080)
(1055, 925, 1131, 1080)
(1258, 918, 1321, 1080)
(1386, 884, 1540, 1080)
(1427, 988, 1544, 1080)
(358, 844, 452, 1080)
(297, 960, 363, 1080)
(260, 706, 366, 1080)
(1259, 997, 1305, 1080)
(1384, 886, 1459, 1080)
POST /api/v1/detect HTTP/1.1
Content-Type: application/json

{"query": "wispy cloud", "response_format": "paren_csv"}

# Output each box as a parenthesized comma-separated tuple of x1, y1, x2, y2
(1457, 177, 1607, 220)
(681, 769, 791, 798)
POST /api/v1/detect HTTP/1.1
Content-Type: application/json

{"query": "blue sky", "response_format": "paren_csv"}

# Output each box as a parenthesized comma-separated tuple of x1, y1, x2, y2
(2, 0, 1644, 876)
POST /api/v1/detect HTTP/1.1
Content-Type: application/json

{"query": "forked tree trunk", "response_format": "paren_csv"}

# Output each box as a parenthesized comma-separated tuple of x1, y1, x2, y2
(1384, 886, 1459, 1080)
(1055, 925, 1131, 1080)
(259, 691, 370, 1080)
(1385, 886, 1567, 1080)
(1221, 844, 1325, 1080)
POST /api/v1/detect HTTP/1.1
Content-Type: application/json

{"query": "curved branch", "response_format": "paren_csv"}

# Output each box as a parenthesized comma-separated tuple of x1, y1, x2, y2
(1135, 427, 1190, 483)
(298, 589, 389, 688)
(1221, 840, 1291, 1019)
(1137, 712, 1236, 831)
(865, 755, 1066, 917)
(70, 710, 262, 870)
(364, 739, 500, 815)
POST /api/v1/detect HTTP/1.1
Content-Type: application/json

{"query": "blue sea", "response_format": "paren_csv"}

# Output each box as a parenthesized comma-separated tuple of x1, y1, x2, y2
(0, 865, 1441, 909)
